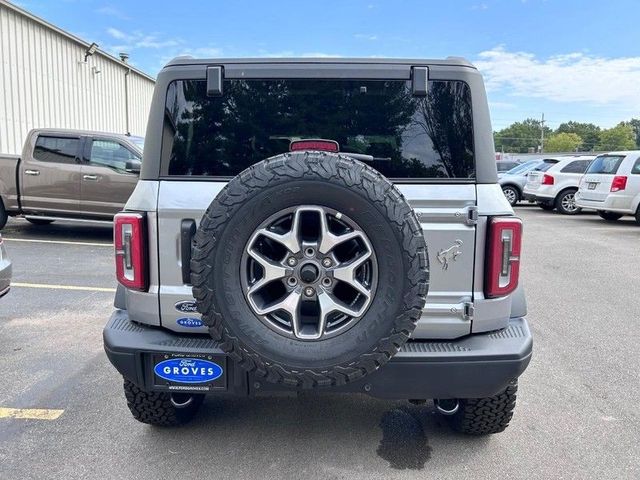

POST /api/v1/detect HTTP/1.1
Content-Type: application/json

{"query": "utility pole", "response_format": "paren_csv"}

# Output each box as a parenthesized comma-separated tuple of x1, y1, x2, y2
(540, 113, 545, 153)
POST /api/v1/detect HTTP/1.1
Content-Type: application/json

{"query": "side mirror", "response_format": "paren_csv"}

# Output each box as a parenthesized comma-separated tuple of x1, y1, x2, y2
(125, 159, 141, 174)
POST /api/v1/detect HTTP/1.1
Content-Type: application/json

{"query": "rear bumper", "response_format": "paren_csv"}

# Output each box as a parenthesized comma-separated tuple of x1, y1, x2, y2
(575, 193, 634, 214)
(103, 310, 533, 400)
(523, 191, 554, 203)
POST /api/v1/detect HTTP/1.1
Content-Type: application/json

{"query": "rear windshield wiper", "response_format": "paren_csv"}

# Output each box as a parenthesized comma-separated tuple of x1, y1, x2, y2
(340, 152, 391, 162)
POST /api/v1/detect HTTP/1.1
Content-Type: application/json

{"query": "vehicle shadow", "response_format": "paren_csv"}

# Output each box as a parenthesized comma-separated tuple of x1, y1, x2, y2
(137, 393, 491, 474)
(2, 218, 113, 242)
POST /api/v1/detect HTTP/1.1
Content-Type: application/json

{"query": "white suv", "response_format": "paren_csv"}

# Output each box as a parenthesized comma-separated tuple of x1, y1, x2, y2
(575, 151, 640, 224)
(523, 156, 595, 214)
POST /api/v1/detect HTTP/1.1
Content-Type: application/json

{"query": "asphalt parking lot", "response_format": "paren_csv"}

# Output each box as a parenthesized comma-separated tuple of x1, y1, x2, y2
(0, 207, 638, 480)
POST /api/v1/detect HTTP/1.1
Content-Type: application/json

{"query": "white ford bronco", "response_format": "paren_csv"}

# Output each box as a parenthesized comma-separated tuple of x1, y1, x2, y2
(103, 57, 532, 435)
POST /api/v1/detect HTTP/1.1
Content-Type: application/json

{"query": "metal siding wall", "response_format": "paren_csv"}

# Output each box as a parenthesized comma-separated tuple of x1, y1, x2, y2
(0, 4, 155, 154)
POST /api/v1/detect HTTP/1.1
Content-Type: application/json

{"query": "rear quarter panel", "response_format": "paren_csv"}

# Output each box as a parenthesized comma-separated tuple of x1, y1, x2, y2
(0, 154, 20, 211)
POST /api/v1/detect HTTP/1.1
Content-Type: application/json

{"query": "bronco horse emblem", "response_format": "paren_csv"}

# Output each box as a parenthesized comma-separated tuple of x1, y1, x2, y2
(437, 240, 463, 271)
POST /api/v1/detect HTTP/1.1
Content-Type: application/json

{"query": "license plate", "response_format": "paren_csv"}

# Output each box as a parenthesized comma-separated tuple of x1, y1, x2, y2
(588, 183, 597, 190)
(152, 353, 227, 392)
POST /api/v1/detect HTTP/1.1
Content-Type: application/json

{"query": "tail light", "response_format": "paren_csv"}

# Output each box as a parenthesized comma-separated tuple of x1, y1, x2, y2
(611, 176, 627, 192)
(541, 174, 554, 185)
(290, 139, 339, 153)
(485, 217, 522, 298)
(114, 212, 148, 291)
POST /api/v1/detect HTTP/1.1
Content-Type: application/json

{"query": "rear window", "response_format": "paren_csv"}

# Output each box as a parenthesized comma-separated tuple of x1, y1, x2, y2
(33, 136, 79, 164)
(497, 162, 518, 172)
(586, 155, 625, 174)
(632, 158, 640, 175)
(561, 160, 591, 173)
(161, 79, 475, 179)
(533, 159, 559, 172)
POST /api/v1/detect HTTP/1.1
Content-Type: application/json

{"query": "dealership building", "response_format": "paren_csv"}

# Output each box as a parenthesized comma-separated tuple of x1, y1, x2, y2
(0, 0, 156, 154)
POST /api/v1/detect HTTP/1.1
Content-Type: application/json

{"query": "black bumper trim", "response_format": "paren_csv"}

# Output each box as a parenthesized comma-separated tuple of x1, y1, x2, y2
(104, 310, 532, 399)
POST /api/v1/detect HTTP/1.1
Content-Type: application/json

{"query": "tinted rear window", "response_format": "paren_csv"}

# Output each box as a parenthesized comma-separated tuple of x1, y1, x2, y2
(162, 79, 475, 179)
(632, 158, 640, 175)
(497, 162, 518, 172)
(586, 155, 625, 174)
(561, 160, 591, 173)
(533, 159, 559, 172)
(33, 136, 79, 164)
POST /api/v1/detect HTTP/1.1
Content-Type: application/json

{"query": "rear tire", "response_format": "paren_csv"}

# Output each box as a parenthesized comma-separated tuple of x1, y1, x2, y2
(445, 381, 518, 435)
(538, 203, 555, 211)
(501, 186, 519, 206)
(635, 205, 640, 226)
(597, 211, 623, 221)
(555, 189, 581, 215)
(123, 379, 204, 426)
(26, 218, 54, 226)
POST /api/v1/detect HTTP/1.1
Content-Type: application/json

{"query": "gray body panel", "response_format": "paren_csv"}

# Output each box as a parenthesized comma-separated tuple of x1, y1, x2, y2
(121, 57, 520, 341)
(0, 128, 141, 221)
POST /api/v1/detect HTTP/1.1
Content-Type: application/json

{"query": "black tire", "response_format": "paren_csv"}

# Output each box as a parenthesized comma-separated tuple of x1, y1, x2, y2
(635, 205, 640, 226)
(446, 381, 518, 435)
(555, 189, 581, 215)
(538, 202, 555, 211)
(123, 379, 204, 426)
(191, 151, 429, 389)
(26, 218, 54, 226)
(597, 211, 623, 221)
(501, 185, 520, 206)
(0, 201, 7, 230)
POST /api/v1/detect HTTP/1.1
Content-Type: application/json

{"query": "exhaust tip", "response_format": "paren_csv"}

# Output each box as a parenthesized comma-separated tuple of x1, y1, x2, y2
(435, 399, 459, 416)
(170, 394, 194, 409)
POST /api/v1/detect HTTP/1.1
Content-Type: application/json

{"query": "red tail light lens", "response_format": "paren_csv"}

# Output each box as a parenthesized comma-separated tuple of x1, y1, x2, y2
(541, 174, 554, 185)
(114, 212, 148, 291)
(610, 175, 627, 192)
(485, 217, 522, 298)
(290, 139, 339, 153)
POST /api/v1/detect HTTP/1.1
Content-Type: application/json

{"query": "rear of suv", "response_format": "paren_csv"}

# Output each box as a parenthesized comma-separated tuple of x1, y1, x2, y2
(575, 151, 640, 223)
(103, 58, 532, 435)
(523, 156, 595, 214)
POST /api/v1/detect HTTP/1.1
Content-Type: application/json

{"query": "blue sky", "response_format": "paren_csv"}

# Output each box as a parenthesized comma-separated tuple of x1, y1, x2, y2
(14, 0, 640, 130)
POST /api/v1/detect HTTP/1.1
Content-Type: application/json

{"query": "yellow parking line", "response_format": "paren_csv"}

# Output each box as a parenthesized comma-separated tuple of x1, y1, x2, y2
(2, 238, 112, 247)
(12, 282, 116, 292)
(0, 407, 64, 420)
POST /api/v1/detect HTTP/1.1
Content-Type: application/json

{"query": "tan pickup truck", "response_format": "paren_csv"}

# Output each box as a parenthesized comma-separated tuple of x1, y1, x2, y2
(0, 128, 143, 229)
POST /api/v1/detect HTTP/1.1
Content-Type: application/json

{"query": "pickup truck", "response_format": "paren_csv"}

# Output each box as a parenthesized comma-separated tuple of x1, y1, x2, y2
(0, 128, 143, 229)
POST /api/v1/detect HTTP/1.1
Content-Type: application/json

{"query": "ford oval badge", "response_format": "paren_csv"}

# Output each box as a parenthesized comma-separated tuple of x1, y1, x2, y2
(154, 358, 223, 384)
(176, 317, 203, 328)
(175, 301, 198, 314)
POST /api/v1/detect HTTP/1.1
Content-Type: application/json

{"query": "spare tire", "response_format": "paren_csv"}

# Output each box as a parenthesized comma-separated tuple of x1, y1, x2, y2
(191, 151, 429, 388)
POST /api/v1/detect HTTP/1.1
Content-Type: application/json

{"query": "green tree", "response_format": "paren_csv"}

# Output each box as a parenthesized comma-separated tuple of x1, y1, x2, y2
(623, 118, 640, 148)
(555, 121, 601, 151)
(493, 118, 552, 153)
(545, 132, 583, 152)
(597, 123, 636, 151)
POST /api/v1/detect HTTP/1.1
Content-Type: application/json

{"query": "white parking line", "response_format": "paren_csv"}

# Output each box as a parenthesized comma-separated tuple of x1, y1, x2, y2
(11, 282, 116, 292)
(2, 238, 112, 247)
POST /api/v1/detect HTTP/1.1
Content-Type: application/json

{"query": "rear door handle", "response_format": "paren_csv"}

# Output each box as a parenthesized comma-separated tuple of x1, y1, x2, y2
(24, 169, 40, 176)
(83, 174, 98, 181)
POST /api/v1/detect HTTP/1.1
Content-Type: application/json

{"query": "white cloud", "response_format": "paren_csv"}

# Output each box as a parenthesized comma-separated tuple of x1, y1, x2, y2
(476, 46, 640, 110)
(354, 33, 378, 41)
(105, 28, 182, 49)
(96, 6, 130, 20)
(471, 3, 489, 10)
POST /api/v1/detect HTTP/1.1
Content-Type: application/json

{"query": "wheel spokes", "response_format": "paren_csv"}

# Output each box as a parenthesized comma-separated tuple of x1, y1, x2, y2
(255, 208, 302, 254)
(246, 248, 289, 295)
(318, 212, 366, 254)
(331, 251, 373, 298)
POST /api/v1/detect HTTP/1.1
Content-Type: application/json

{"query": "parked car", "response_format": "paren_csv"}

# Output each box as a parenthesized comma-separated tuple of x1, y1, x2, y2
(575, 151, 640, 224)
(103, 57, 532, 436)
(499, 159, 544, 206)
(496, 160, 521, 178)
(0, 129, 143, 230)
(523, 156, 595, 214)
(0, 234, 11, 298)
